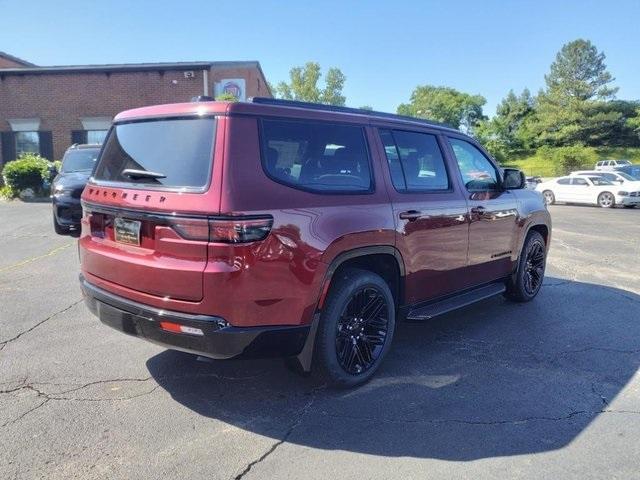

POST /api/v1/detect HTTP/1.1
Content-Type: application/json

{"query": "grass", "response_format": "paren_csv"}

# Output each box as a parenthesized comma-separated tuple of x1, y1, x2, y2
(502, 147, 640, 177)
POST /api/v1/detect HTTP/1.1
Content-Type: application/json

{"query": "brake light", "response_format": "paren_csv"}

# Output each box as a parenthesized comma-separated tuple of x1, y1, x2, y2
(209, 217, 273, 243)
(167, 216, 273, 243)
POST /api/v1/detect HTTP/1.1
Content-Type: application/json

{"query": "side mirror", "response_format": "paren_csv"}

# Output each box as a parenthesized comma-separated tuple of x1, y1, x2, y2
(502, 168, 526, 189)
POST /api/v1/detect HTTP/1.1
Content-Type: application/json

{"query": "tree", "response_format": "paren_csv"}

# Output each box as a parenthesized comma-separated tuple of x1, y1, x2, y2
(275, 62, 346, 106)
(530, 39, 623, 146)
(396, 85, 486, 132)
(359, 105, 373, 111)
(476, 89, 536, 154)
(545, 39, 617, 101)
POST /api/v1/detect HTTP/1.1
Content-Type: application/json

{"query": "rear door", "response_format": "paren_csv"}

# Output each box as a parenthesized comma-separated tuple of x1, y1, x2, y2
(377, 128, 469, 304)
(80, 116, 219, 302)
(446, 137, 519, 282)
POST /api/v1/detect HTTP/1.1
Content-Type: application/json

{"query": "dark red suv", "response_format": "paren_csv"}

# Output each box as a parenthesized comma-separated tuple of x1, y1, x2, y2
(79, 98, 551, 387)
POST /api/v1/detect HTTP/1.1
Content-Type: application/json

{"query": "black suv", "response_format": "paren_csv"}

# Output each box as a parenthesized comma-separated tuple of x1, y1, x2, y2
(51, 144, 100, 234)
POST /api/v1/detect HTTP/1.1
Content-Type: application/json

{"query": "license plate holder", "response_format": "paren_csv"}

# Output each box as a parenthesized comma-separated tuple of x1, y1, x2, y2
(114, 217, 141, 246)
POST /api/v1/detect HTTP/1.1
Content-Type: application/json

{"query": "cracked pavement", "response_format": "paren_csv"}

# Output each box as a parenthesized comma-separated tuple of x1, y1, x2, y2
(1, 201, 639, 479)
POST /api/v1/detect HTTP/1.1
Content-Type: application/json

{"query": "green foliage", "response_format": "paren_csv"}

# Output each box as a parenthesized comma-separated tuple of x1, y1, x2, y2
(275, 62, 346, 106)
(52, 160, 63, 173)
(397, 85, 486, 132)
(505, 146, 640, 177)
(627, 108, 640, 137)
(0, 185, 14, 200)
(359, 105, 373, 111)
(1, 153, 51, 197)
(215, 92, 239, 102)
(527, 39, 638, 147)
(539, 145, 598, 173)
(545, 39, 617, 101)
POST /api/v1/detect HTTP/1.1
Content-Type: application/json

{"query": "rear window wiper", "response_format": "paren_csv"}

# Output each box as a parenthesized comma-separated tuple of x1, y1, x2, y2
(122, 168, 166, 179)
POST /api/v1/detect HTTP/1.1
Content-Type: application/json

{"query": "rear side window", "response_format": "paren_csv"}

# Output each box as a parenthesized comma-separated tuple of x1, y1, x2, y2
(260, 119, 372, 192)
(557, 177, 571, 185)
(93, 118, 216, 190)
(380, 129, 450, 191)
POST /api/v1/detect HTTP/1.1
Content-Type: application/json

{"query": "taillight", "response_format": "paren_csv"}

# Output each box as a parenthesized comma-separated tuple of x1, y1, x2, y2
(167, 216, 273, 243)
(208, 217, 273, 243)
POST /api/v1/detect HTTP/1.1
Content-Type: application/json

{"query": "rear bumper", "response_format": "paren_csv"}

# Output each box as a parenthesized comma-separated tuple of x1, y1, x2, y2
(80, 275, 310, 360)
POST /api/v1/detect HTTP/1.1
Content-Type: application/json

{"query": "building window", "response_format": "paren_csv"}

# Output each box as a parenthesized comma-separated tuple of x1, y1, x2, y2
(15, 131, 40, 156)
(87, 130, 108, 144)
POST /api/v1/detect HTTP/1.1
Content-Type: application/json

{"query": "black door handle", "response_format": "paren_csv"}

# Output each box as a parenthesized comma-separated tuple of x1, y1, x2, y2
(399, 210, 425, 221)
(471, 206, 486, 214)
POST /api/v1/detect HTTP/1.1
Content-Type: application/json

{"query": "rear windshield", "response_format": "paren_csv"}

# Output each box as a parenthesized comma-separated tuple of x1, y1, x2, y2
(93, 118, 216, 189)
(62, 149, 100, 172)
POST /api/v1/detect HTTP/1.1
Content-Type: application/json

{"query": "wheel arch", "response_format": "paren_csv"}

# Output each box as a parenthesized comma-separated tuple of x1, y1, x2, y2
(319, 246, 406, 310)
(292, 245, 405, 373)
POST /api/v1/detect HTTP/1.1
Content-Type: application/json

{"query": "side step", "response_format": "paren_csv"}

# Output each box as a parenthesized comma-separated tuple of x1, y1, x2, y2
(406, 282, 506, 321)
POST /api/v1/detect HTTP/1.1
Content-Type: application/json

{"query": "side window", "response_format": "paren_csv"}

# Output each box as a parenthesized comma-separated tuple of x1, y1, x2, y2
(379, 129, 450, 191)
(572, 177, 588, 186)
(557, 178, 571, 185)
(448, 138, 499, 191)
(261, 119, 372, 192)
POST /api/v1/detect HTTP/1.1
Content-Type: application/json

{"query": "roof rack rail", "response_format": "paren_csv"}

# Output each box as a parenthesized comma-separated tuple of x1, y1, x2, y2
(249, 97, 454, 130)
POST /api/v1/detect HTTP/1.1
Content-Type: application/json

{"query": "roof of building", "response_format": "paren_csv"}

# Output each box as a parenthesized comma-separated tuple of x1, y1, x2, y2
(0, 51, 37, 67)
(0, 60, 263, 75)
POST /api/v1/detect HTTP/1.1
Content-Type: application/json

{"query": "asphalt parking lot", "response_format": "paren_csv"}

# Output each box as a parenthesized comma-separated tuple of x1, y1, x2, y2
(1, 200, 639, 480)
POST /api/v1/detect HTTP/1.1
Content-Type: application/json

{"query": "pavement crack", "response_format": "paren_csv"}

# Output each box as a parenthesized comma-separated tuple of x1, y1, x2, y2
(0, 299, 83, 347)
(233, 385, 324, 480)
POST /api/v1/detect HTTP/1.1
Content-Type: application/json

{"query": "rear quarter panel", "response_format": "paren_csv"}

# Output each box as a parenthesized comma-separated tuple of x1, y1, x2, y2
(218, 116, 395, 326)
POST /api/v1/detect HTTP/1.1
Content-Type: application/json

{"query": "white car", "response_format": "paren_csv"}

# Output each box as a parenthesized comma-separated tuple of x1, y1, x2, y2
(595, 159, 632, 171)
(570, 170, 640, 190)
(536, 175, 640, 208)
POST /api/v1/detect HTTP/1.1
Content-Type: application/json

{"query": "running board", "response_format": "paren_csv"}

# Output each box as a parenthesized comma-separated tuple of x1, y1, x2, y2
(406, 283, 506, 321)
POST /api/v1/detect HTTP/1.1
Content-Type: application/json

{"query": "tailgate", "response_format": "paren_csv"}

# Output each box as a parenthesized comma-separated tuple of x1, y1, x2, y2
(80, 206, 208, 302)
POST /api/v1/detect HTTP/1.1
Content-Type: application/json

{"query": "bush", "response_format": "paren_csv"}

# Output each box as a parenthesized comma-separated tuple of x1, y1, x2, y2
(537, 145, 598, 175)
(1, 153, 52, 198)
(52, 160, 63, 173)
(214, 92, 239, 102)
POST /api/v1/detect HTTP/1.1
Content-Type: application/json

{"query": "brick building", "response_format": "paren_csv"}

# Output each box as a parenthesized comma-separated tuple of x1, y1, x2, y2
(0, 52, 271, 165)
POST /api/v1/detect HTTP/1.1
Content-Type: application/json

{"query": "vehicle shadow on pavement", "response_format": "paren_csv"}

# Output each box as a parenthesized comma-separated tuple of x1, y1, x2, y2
(146, 277, 640, 460)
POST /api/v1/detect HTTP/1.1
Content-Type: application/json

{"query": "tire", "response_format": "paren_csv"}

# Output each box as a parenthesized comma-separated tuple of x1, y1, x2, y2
(598, 191, 615, 208)
(623, 205, 636, 209)
(542, 190, 555, 205)
(53, 216, 70, 235)
(505, 230, 546, 303)
(314, 268, 395, 388)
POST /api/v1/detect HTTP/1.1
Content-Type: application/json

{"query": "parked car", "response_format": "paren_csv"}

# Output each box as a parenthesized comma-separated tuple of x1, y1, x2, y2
(51, 144, 101, 234)
(525, 176, 542, 190)
(614, 164, 640, 179)
(570, 170, 640, 189)
(536, 175, 640, 208)
(595, 159, 632, 171)
(79, 98, 551, 387)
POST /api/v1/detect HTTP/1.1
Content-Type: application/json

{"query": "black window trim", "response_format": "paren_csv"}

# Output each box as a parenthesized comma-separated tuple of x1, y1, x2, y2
(446, 134, 503, 193)
(378, 127, 454, 194)
(257, 116, 376, 196)
(90, 115, 218, 194)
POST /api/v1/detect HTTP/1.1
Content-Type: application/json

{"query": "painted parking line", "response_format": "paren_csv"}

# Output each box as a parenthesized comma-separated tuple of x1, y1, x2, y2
(0, 242, 74, 273)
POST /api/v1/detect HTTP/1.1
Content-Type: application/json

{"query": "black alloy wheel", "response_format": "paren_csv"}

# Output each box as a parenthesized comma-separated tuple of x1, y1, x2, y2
(505, 230, 546, 302)
(335, 286, 389, 375)
(314, 268, 395, 388)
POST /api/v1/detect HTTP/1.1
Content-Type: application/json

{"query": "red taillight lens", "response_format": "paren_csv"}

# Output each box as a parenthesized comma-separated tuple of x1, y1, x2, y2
(208, 217, 273, 243)
(168, 218, 210, 241)
(168, 216, 273, 243)
(159, 321, 204, 336)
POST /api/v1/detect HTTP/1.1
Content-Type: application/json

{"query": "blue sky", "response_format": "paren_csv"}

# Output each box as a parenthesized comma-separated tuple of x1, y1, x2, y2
(1, 0, 639, 116)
